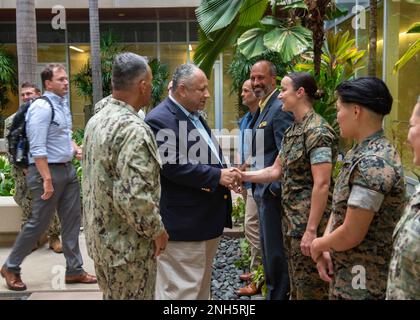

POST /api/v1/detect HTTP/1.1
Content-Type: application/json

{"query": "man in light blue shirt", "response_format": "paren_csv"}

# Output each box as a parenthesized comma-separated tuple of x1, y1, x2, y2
(236, 79, 262, 296)
(1, 64, 96, 291)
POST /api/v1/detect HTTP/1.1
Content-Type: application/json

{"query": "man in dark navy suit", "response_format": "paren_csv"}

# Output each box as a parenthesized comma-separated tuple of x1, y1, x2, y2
(250, 60, 293, 300)
(145, 63, 238, 300)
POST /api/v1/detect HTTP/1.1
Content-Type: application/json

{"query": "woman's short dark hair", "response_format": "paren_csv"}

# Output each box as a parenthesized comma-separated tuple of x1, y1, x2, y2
(336, 77, 393, 115)
(285, 72, 324, 101)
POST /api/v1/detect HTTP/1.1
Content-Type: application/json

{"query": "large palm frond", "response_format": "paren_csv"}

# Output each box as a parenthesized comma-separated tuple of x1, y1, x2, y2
(194, 0, 269, 76)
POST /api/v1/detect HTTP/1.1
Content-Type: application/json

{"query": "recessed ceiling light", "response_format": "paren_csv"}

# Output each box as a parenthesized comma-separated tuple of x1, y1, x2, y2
(118, 13, 125, 17)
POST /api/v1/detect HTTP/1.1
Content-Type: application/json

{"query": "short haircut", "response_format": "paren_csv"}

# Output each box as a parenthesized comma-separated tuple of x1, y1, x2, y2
(40, 63, 66, 89)
(254, 60, 277, 77)
(21, 82, 41, 93)
(336, 77, 393, 116)
(112, 52, 149, 91)
(171, 63, 200, 92)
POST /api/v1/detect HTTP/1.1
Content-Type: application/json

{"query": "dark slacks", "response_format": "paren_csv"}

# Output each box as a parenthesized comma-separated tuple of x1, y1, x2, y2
(254, 191, 290, 300)
(4, 163, 84, 276)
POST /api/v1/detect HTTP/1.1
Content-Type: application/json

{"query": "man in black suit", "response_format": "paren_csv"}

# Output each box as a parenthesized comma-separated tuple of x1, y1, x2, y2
(249, 60, 293, 300)
(145, 63, 238, 300)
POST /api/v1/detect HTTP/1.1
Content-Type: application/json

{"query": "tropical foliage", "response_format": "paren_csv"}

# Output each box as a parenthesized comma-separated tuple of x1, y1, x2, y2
(72, 129, 84, 188)
(393, 22, 420, 73)
(252, 263, 267, 297)
(0, 155, 14, 196)
(234, 238, 251, 270)
(294, 31, 366, 132)
(148, 58, 169, 111)
(72, 33, 125, 104)
(231, 196, 246, 227)
(194, 0, 347, 77)
(0, 45, 18, 112)
(72, 33, 169, 111)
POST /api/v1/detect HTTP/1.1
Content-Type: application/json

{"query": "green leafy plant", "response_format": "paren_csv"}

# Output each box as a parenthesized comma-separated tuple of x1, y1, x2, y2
(0, 155, 14, 196)
(194, 0, 348, 77)
(147, 58, 169, 112)
(0, 45, 18, 110)
(0, 45, 18, 137)
(72, 33, 126, 105)
(231, 196, 246, 227)
(294, 31, 366, 132)
(393, 22, 420, 73)
(72, 129, 84, 187)
(72, 33, 169, 115)
(252, 263, 267, 297)
(234, 238, 251, 271)
(389, 119, 420, 179)
(72, 128, 84, 147)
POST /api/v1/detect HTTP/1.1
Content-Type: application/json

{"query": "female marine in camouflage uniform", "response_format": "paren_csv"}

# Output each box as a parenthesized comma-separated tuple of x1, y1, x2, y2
(311, 77, 406, 300)
(387, 96, 420, 300)
(238, 72, 338, 299)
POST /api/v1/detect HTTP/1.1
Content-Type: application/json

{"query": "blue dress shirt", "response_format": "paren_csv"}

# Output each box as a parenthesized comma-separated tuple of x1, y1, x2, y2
(26, 91, 74, 164)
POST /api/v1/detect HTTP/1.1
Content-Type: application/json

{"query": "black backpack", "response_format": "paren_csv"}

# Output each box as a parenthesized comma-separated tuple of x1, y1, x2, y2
(7, 96, 54, 168)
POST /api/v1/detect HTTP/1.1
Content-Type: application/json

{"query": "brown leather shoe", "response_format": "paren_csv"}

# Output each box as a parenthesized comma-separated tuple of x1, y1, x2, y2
(38, 233, 49, 248)
(32, 233, 49, 252)
(65, 272, 97, 284)
(236, 282, 260, 296)
(49, 236, 63, 254)
(239, 272, 254, 281)
(0, 266, 27, 291)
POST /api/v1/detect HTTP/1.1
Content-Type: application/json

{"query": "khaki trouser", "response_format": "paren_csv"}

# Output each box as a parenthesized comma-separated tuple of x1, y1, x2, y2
(243, 188, 261, 270)
(155, 237, 220, 300)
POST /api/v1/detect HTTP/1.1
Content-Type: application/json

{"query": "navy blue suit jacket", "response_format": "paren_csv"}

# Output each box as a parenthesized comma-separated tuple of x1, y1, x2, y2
(145, 97, 232, 241)
(251, 89, 294, 199)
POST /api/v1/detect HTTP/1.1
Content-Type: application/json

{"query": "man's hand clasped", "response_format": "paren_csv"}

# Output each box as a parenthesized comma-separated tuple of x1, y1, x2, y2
(219, 167, 245, 193)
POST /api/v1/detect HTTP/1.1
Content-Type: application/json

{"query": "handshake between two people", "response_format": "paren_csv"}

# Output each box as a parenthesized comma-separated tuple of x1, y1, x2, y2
(219, 163, 250, 193)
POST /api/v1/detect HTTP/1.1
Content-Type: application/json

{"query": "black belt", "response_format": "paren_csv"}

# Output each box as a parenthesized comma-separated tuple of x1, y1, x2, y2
(29, 162, 70, 166)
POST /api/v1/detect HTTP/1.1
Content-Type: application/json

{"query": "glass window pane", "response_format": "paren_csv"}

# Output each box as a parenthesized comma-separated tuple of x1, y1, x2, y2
(38, 44, 66, 63)
(125, 44, 157, 61)
(37, 23, 65, 43)
(135, 23, 157, 42)
(160, 43, 188, 76)
(189, 21, 198, 42)
(386, 0, 420, 178)
(69, 44, 91, 130)
(0, 24, 16, 43)
(160, 22, 187, 42)
(68, 23, 90, 43)
(100, 23, 136, 42)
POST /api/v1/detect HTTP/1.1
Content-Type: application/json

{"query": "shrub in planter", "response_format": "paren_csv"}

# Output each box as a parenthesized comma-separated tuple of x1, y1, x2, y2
(0, 155, 14, 196)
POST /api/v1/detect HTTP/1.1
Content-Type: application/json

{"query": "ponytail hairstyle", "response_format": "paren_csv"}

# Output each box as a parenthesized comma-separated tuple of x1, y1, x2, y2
(286, 72, 324, 101)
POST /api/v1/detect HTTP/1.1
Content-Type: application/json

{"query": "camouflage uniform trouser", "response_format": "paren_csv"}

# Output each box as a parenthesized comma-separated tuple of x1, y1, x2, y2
(283, 236, 329, 300)
(12, 165, 61, 238)
(94, 260, 157, 300)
